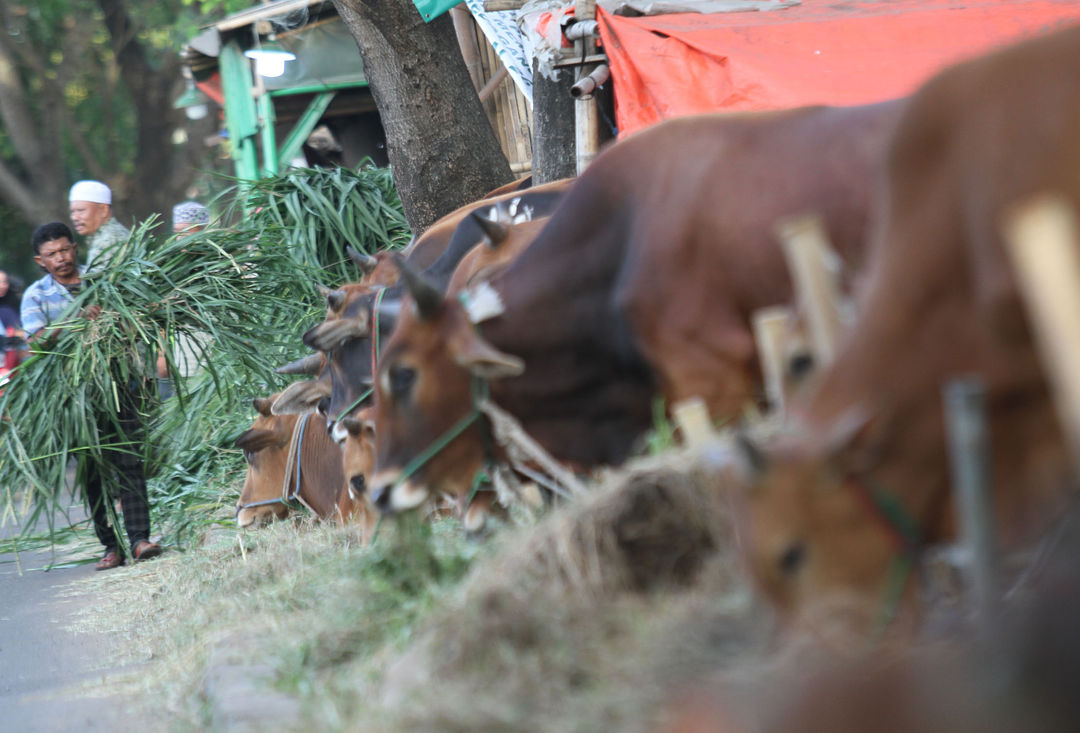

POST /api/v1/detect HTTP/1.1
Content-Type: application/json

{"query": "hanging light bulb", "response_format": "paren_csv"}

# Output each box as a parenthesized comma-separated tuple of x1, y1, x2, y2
(244, 34, 296, 78)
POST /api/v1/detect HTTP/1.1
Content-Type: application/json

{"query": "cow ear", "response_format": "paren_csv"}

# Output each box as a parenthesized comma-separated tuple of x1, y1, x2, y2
(252, 397, 274, 416)
(235, 427, 283, 452)
(326, 289, 347, 314)
(451, 332, 524, 380)
(303, 313, 371, 351)
(272, 379, 331, 415)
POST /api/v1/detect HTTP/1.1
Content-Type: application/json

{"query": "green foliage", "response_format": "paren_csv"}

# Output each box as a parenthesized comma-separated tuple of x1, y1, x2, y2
(0, 164, 410, 552)
(240, 163, 411, 284)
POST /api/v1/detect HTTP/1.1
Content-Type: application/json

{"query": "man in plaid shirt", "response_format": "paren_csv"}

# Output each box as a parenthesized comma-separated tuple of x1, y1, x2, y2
(21, 221, 162, 570)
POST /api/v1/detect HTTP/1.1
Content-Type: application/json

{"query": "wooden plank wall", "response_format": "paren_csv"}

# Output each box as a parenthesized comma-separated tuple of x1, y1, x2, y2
(462, 11, 534, 176)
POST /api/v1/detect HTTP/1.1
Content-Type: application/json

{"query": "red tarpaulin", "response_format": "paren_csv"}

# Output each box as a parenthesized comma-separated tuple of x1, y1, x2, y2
(597, 0, 1080, 136)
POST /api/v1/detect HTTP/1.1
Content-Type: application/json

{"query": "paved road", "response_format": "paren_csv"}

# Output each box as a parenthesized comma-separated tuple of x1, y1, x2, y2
(0, 503, 151, 732)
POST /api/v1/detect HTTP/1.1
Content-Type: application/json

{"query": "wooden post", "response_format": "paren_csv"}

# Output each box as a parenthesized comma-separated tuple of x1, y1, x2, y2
(943, 378, 1000, 637)
(775, 213, 845, 368)
(672, 397, 714, 448)
(1003, 193, 1080, 479)
(753, 306, 795, 415)
(572, 0, 599, 175)
(450, 5, 484, 93)
(531, 60, 576, 184)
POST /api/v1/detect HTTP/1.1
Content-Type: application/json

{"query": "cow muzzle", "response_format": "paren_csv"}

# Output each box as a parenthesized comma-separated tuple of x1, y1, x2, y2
(370, 470, 430, 514)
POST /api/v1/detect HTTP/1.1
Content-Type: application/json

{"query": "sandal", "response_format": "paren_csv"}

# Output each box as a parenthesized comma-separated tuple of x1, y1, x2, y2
(95, 549, 124, 571)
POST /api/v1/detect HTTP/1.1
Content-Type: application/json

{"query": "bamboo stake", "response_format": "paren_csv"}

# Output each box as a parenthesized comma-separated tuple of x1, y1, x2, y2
(573, 0, 600, 175)
(450, 5, 484, 93)
(775, 213, 845, 368)
(672, 397, 714, 448)
(1003, 193, 1080, 479)
(943, 378, 1000, 638)
(752, 306, 795, 415)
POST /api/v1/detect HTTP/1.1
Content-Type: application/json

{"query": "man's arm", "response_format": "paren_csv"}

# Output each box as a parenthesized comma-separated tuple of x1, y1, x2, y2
(19, 291, 47, 341)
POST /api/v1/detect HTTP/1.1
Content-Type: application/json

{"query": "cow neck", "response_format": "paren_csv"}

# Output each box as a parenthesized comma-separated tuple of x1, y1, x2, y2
(845, 471, 922, 636)
(332, 287, 387, 427)
(282, 412, 317, 513)
(236, 413, 313, 515)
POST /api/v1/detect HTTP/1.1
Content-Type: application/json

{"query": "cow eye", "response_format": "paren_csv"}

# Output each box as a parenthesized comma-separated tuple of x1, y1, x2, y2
(778, 542, 806, 576)
(389, 365, 416, 400)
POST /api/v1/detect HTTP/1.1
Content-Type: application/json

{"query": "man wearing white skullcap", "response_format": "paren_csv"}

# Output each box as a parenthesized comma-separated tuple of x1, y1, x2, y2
(69, 179, 130, 270)
(171, 200, 210, 234)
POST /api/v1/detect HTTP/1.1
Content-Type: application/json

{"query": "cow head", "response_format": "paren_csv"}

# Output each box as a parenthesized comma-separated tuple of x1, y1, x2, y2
(234, 395, 297, 528)
(334, 409, 379, 538)
(302, 284, 379, 432)
(340, 410, 376, 503)
(369, 261, 523, 516)
(730, 412, 918, 635)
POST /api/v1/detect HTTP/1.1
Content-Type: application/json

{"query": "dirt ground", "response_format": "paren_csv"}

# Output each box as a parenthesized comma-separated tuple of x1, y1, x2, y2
(0, 505, 157, 733)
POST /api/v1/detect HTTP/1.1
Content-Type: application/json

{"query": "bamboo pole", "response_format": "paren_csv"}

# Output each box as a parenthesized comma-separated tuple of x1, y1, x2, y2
(1003, 193, 1080, 479)
(775, 213, 845, 368)
(450, 5, 484, 93)
(943, 378, 1000, 638)
(752, 306, 795, 415)
(672, 397, 714, 448)
(573, 0, 600, 175)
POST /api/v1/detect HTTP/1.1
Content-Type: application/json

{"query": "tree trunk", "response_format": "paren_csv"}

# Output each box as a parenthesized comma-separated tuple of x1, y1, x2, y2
(530, 63, 577, 184)
(332, 0, 514, 234)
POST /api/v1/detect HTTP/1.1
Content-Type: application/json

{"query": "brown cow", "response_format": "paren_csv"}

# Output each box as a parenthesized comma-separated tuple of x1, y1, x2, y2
(377, 206, 552, 528)
(336, 408, 379, 537)
(369, 100, 904, 514)
(234, 395, 348, 528)
(304, 180, 572, 434)
(733, 24, 1080, 633)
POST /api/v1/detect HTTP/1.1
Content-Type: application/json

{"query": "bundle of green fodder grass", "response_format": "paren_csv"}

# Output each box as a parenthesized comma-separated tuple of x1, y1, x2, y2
(241, 161, 410, 285)
(0, 164, 410, 548)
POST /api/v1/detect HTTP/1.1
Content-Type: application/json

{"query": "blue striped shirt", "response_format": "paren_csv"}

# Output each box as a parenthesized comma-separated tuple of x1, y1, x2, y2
(20, 267, 87, 337)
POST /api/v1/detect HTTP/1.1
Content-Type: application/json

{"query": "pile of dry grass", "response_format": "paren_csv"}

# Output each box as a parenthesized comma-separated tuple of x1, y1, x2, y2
(373, 450, 776, 733)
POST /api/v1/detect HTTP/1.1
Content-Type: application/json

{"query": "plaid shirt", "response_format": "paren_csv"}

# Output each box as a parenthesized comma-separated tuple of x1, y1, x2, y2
(20, 268, 87, 337)
(86, 217, 130, 271)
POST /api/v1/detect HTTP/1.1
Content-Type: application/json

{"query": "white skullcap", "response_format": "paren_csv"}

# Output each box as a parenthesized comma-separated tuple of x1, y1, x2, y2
(69, 180, 112, 205)
(172, 201, 209, 228)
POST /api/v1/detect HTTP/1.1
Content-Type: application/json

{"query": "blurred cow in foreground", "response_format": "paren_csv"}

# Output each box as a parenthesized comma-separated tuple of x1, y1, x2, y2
(733, 23, 1080, 634)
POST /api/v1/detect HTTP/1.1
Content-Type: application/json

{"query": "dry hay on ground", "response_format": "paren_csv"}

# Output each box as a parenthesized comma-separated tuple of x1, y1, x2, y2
(374, 449, 778, 733)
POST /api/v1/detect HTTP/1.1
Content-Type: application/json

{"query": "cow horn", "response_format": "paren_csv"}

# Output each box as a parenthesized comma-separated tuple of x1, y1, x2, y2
(274, 353, 324, 376)
(317, 284, 333, 297)
(252, 397, 274, 416)
(470, 211, 508, 248)
(326, 289, 347, 313)
(393, 255, 443, 321)
(347, 246, 379, 274)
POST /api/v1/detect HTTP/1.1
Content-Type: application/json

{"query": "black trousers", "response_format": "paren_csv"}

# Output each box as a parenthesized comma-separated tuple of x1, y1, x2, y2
(82, 379, 152, 553)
